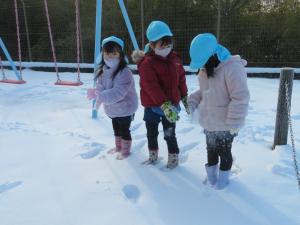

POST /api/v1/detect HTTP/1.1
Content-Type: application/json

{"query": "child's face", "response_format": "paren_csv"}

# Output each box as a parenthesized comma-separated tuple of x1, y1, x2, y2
(103, 50, 120, 60)
(151, 41, 172, 50)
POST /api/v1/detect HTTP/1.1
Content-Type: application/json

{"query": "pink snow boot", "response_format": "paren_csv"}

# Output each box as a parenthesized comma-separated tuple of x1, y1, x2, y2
(107, 136, 122, 154)
(116, 139, 132, 160)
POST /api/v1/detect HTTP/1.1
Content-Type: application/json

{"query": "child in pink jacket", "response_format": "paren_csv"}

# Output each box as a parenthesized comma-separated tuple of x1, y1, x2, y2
(87, 36, 138, 160)
(188, 33, 250, 189)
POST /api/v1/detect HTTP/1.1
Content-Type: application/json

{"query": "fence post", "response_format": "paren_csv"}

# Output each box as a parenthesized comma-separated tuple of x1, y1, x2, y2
(272, 68, 294, 149)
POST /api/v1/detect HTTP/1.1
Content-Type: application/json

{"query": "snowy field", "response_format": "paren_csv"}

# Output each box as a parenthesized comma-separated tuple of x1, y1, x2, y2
(0, 69, 300, 225)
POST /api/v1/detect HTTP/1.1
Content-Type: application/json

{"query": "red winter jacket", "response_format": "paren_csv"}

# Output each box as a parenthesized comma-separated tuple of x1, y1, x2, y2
(138, 51, 188, 107)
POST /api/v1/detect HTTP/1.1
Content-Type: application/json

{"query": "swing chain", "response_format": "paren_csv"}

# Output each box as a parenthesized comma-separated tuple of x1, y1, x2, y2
(285, 82, 300, 189)
(13, 0, 23, 79)
(43, 0, 60, 82)
(75, 0, 81, 82)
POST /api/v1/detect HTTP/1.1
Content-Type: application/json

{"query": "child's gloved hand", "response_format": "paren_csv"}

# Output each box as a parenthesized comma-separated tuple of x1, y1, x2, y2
(161, 101, 180, 123)
(87, 88, 96, 100)
(229, 128, 239, 135)
(181, 96, 191, 115)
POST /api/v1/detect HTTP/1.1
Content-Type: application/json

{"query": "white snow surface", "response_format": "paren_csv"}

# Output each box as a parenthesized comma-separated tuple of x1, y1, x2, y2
(0, 69, 300, 225)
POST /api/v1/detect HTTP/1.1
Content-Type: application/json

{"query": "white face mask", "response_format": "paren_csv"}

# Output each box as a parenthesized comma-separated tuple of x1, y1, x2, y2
(154, 46, 172, 58)
(104, 58, 120, 68)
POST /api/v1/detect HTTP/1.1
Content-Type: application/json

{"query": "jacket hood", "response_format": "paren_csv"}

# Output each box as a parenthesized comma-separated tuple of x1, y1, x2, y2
(216, 55, 247, 71)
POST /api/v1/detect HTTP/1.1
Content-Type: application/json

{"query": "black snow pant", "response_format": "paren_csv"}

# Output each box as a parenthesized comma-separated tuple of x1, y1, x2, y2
(205, 130, 236, 171)
(111, 115, 134, 141)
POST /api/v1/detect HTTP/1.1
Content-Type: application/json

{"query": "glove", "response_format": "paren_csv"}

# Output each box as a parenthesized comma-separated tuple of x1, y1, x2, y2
(87, 88, 96, 100)
(181, 96, 191, 115)
(229, 128, 239, 135)
(161, 101, 180, 123)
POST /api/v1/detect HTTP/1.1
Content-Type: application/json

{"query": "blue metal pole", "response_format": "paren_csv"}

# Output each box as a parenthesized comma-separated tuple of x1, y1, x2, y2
(0, 37, 22, 80)
(92, 0, 102, 119)
(118, 0, 140, 51)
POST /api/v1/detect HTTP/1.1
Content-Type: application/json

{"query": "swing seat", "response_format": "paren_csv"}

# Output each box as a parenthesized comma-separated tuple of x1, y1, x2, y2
(0, 79, 26, 84)
(55, 80, 83, 86)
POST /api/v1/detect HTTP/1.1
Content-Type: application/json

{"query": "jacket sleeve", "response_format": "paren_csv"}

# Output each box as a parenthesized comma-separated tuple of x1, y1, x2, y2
(95, 76, 105, 106)
(95, 76, 105, 92)
(188, 75, 202, 112)
(178, 63, 188, 98)
(188, 90, 202, 112)
(139, 60, 167, 105)
(225, 63, 250, 128)
(98, 68, 133, 105)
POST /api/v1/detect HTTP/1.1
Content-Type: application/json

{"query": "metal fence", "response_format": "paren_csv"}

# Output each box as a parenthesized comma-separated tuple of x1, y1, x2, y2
(1, 0, 299, 67)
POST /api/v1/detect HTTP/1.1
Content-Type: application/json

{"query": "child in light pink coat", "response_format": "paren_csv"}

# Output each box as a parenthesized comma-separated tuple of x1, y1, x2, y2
(87, 36, 138, 160)
(188, 33, 250, 189)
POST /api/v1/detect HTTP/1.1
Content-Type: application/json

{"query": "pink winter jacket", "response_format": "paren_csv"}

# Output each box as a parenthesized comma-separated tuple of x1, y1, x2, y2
(188, 55, 250, 132)
(95, 66, 138, 118)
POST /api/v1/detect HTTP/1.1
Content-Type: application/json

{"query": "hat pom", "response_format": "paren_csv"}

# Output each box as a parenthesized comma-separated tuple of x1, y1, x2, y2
(131, 50, 145, 64)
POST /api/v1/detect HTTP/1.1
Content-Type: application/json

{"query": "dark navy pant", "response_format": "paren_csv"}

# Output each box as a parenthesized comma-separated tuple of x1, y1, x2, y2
(144, 108, 179, 154)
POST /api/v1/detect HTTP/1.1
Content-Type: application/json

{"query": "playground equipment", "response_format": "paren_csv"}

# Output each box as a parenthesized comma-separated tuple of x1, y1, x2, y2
(0, 0, 25, 84)
(43, 0, 83, 86)
(1, 0, 140, 118)
(0, 37, 25, 84)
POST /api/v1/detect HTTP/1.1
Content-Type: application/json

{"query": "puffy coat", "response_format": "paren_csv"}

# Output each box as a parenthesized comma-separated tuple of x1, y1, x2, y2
(138, 51, 188, 107)
(188, 55, 250, 131)
(96, 66, 138, 118)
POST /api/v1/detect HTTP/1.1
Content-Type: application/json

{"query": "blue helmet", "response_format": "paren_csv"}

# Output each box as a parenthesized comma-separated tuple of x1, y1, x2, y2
(146, 21, 173, 42)
(102, 36, 124, 50)
(189, 33, 231, 70)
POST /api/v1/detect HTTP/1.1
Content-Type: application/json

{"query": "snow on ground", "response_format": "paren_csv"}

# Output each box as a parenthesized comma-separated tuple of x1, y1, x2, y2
(0, 69, 300, 225)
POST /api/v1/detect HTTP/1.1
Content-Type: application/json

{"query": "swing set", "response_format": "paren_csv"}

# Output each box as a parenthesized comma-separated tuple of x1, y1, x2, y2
(0, 0, 140, 118)
(0, 0, 139, 88)
(0, 0, 25, 84)
(43, 0, 83, 86)
(0, 0, 84, 85)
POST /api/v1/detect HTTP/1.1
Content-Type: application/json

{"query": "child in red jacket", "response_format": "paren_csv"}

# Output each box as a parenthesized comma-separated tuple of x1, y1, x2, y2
(132, 21, 189, 169)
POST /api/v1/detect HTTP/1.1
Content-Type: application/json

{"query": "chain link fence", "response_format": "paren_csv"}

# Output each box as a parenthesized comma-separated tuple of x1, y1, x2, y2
(0, 0, 300, 67)
(285, 82, 300, 189)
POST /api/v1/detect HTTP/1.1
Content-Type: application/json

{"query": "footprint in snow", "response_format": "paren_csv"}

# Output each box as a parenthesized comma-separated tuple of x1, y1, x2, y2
(80, 149, 102, 159)
(122, 184, 141, 203)
(0, 181, 22, 194)
(271, 164, 294, 178)
(79, 142, 106, 159)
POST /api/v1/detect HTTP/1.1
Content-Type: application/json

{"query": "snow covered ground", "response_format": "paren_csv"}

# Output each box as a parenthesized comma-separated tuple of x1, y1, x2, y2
(0, 69, 300, 225)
